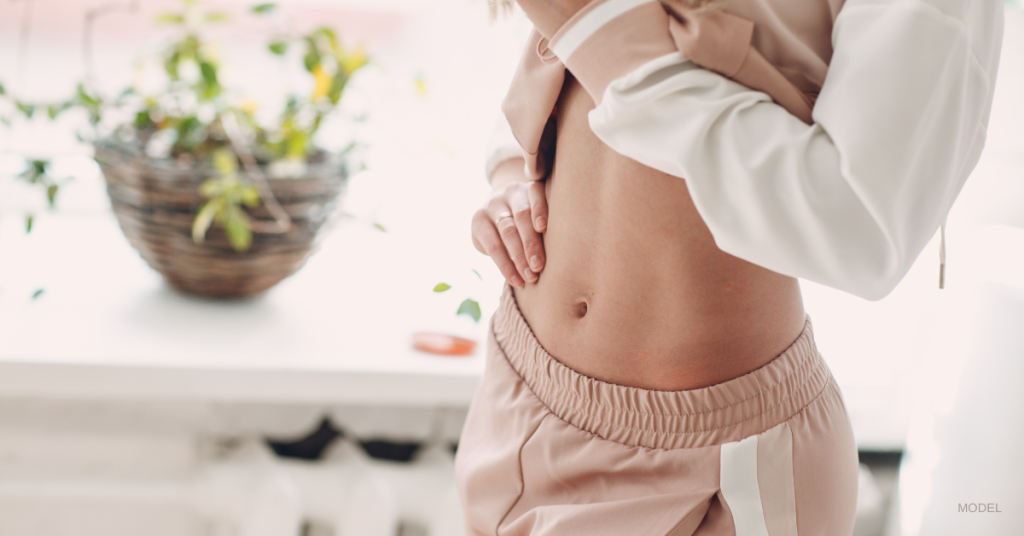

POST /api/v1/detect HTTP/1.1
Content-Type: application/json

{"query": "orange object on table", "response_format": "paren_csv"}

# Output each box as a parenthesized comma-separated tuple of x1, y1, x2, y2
(412, 332, 478, 356)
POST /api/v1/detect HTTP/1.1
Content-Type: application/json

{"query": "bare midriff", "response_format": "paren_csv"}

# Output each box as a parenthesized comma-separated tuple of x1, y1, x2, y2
(512, 75, 807, 391)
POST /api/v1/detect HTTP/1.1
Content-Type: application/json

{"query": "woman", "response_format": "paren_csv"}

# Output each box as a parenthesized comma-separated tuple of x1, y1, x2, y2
(456, 0, 1002, 534)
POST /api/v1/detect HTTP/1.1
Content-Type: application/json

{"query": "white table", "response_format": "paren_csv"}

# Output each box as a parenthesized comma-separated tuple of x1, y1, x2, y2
(0, 212, 492, 407)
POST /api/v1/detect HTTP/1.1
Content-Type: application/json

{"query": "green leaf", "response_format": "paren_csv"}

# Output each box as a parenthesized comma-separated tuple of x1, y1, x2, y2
(31, 159, 48, 176)
(192, 199, 221, 243)
(471, 268, 482, 281)
(328, 70, 348, 104)
(182, 35, 200, 56)
(164, 51, 181, 79)
(175, 115, 206, 150)
(303, 51, 319, 72)
(199, 178, 223, 198)
(372, 222, 387, 233)
(285, 131, 308, 159)
(303, 37, 321, 72)
(199, 60, 219, 89)
(338, 140, 359, 155)
(213, 203, 228, 223)
(224, 207, 253, 252)
(203, 12, 230, 23)
(457, 298, 482, 323)
(268, 41, 288, 55)
(46, 184, 58, 207)
(31, 288, 44, 300)
(15, 101, 35, 119)
(25, 214, 34, 233)
(212, 149, 238, 176)
(433, 283, 451, 293)
(252, 3, 276, 14)
(240, 185, 261, 207)
(0, 81, 5, 95)
(155, 13, 185, 24)
(75, 83, 102, 123)
(339, 45, 369, 76)
(134, 110, 153, 129)
(18, 159, 47, 184)
(314, 26, 338, 46)
(76, 83, 99, 106)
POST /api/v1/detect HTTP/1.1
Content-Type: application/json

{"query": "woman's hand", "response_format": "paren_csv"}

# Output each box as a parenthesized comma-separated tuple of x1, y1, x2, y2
(471, 158, 548, 288)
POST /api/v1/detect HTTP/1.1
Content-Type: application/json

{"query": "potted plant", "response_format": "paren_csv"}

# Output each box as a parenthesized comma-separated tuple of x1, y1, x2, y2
(2, 0, 368, 298)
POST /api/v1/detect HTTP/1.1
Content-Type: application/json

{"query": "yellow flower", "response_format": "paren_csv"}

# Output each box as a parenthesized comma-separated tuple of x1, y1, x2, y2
(312, 64, 331, 101)
(240, 98, 259, 114)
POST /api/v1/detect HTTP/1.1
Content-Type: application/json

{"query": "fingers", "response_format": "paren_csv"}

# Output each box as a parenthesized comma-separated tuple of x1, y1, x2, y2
(508, 185, 545, 278)
(490, 199, 533, 285)
(472, 180, 549, 288)
(527, 180, 548, 233)
(472, 209, 524, 287)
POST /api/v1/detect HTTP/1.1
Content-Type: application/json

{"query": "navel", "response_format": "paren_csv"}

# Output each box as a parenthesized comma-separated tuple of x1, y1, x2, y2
(573, 300, 588, 319)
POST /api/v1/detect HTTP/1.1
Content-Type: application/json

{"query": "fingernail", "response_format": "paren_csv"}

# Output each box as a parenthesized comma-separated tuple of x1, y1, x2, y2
(524, 268, 538, 283)
(535, 217, 546, 231)
(530, 255, 543, 271)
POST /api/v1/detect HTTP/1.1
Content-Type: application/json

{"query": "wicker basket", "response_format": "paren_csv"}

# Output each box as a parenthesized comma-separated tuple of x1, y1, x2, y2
(95, 138, 348, 298)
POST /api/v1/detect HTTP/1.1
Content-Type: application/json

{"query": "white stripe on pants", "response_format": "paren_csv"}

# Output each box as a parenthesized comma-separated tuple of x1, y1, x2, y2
(720, 423, 798, 536)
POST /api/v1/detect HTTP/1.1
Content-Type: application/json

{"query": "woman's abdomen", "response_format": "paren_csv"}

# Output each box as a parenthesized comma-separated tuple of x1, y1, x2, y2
(512, 76, 806, 391)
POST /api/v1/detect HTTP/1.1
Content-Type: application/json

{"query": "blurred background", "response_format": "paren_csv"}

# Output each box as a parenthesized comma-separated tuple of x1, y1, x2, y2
(0, 0, 1022, 535)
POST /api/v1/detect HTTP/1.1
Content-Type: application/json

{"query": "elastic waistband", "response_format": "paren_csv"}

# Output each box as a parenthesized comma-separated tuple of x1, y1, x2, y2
(492, 285, 833, 450)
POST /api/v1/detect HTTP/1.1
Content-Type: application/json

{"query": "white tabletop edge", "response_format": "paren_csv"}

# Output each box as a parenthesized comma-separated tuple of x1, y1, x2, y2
(0, 361, 481, 407)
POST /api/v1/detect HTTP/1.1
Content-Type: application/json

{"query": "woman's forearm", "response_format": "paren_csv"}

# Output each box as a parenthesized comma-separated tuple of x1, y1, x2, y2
(585, 0, 1003, 300)
(516, 0, 593, 37)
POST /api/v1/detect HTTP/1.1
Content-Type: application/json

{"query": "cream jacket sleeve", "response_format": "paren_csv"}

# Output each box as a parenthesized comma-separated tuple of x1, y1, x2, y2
(537, 0, 1004, 300)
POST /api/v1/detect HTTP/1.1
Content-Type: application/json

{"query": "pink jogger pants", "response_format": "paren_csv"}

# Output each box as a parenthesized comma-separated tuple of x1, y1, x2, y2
(455, 285, 859, 536)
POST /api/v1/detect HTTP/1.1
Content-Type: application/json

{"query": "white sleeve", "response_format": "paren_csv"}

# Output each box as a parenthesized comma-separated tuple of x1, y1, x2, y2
(587, 0, 1003, 300)
(484, 113, 525, 184)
